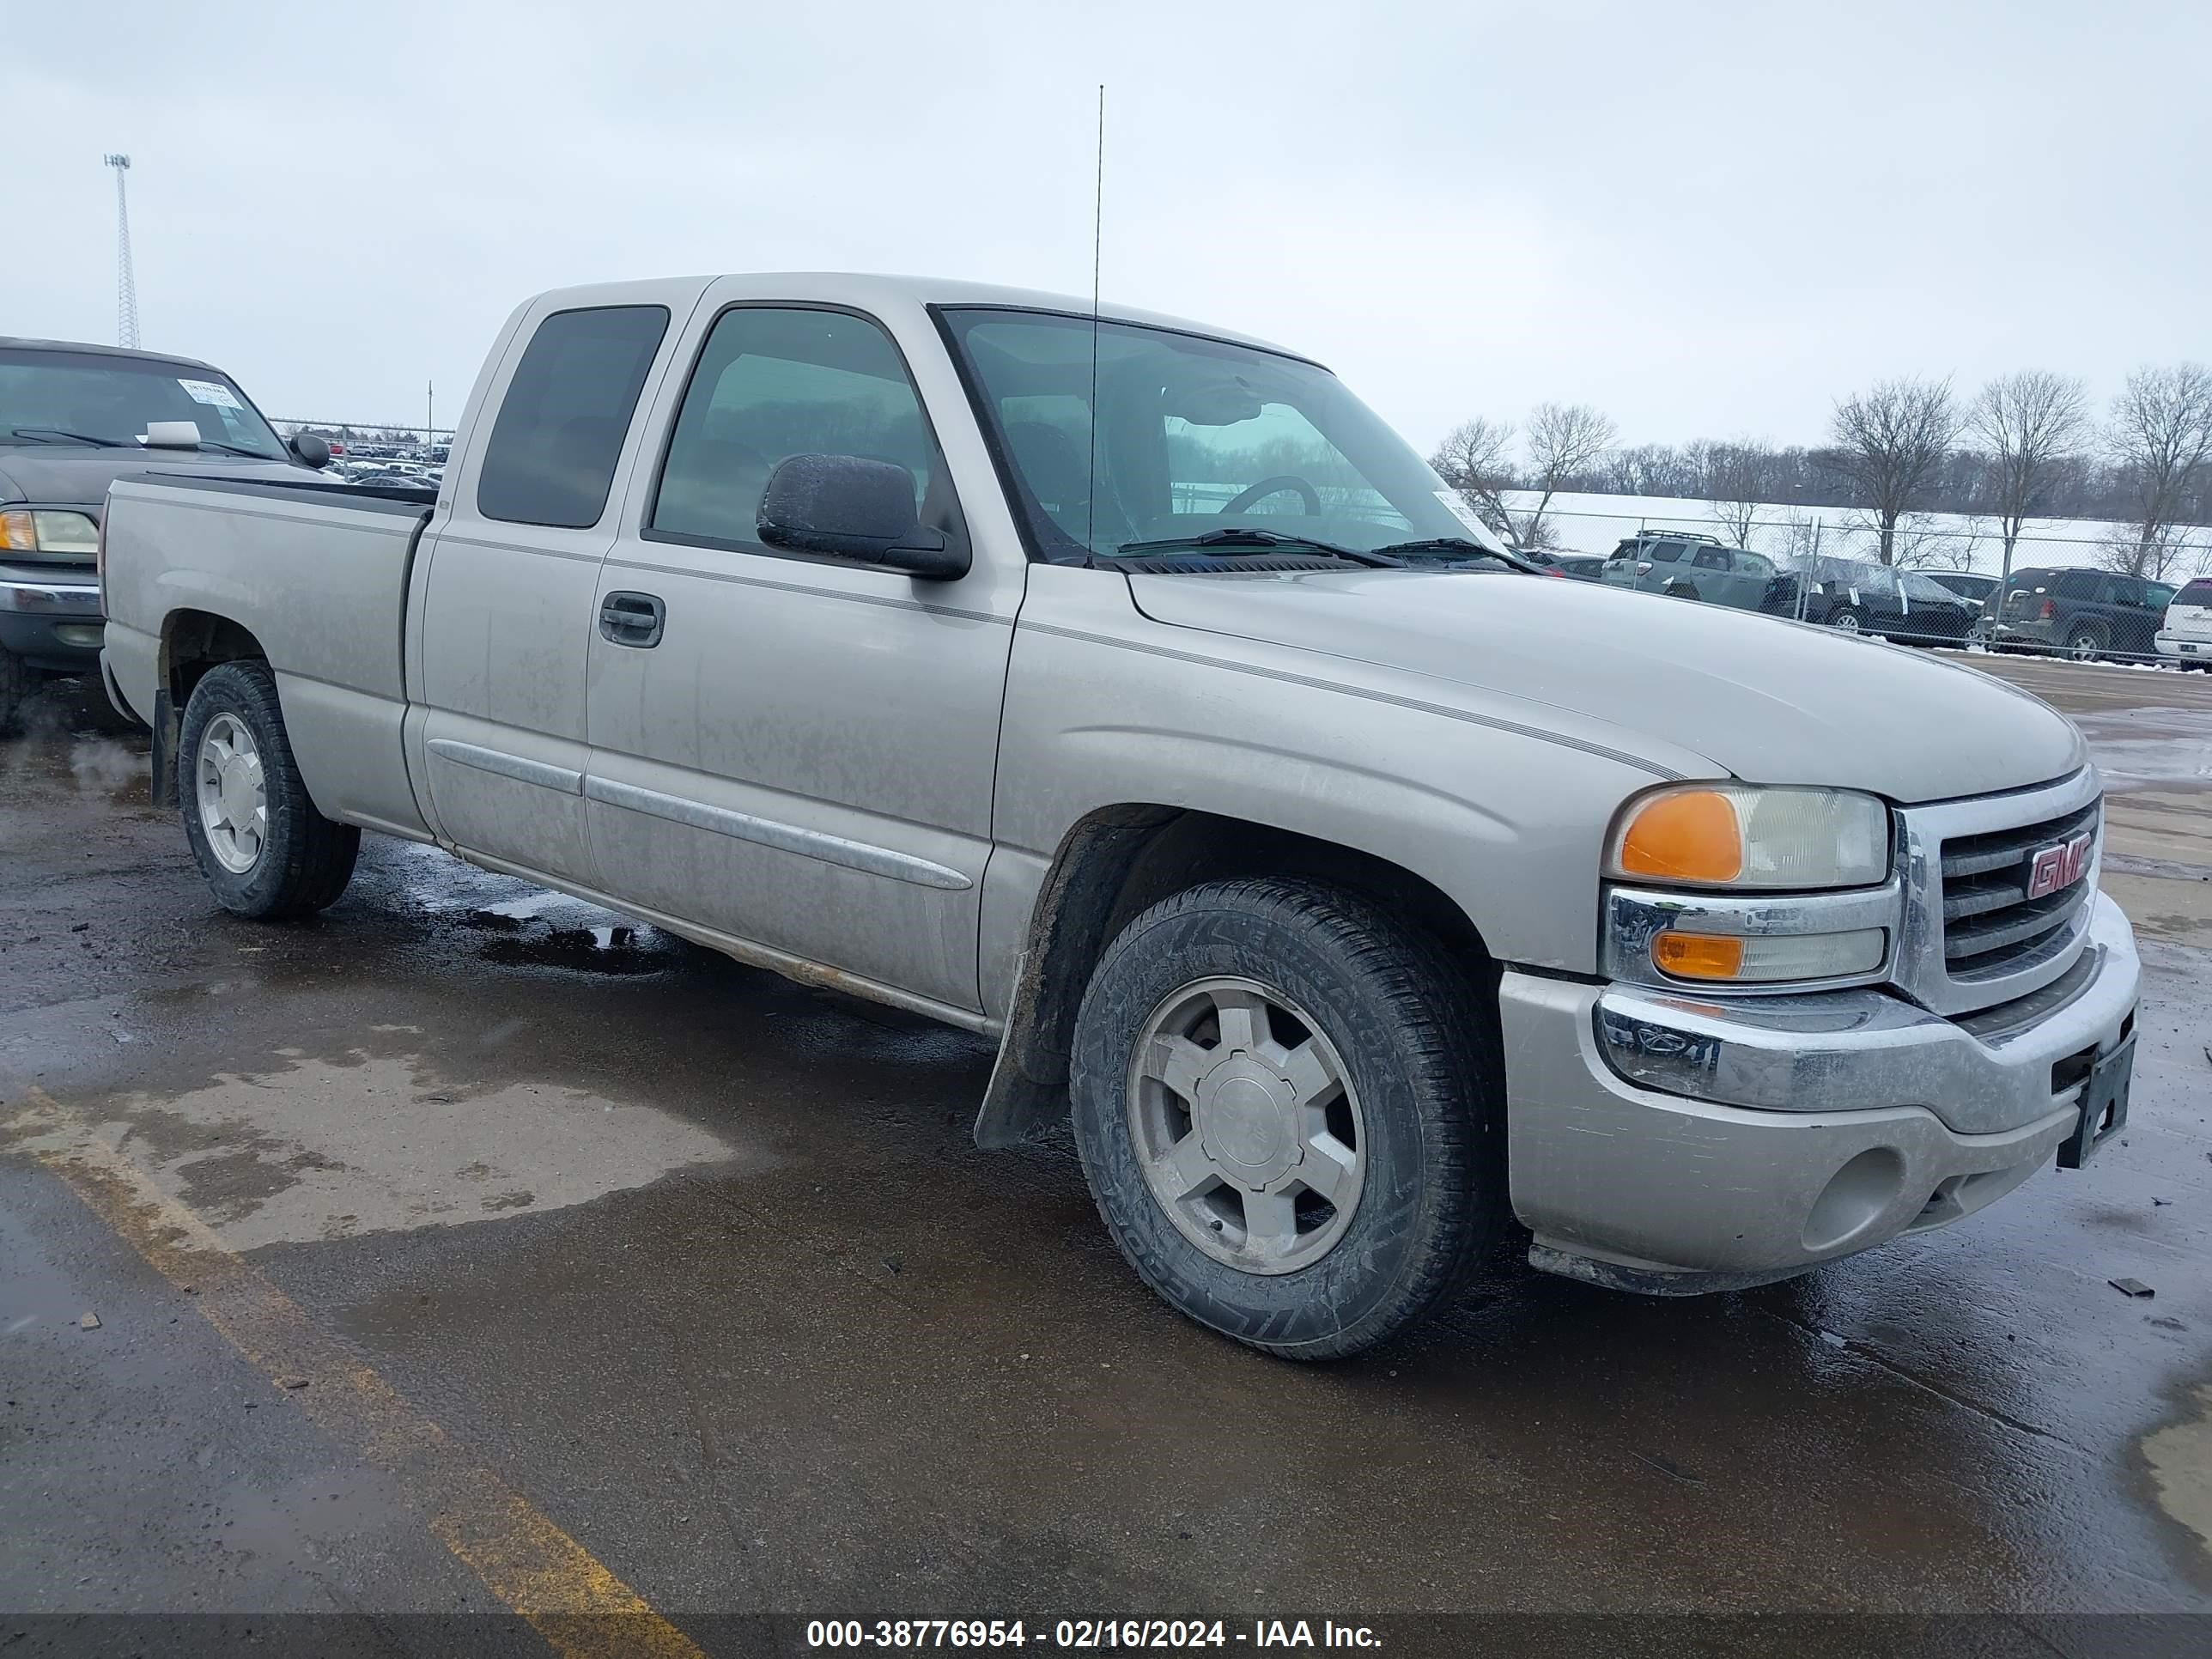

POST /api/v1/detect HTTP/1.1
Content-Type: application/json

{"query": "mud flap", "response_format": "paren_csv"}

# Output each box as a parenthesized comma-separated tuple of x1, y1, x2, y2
(149, 688, 177, 811)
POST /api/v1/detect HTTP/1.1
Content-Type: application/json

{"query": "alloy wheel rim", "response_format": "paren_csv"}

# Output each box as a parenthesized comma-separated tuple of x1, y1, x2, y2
(1126, 975, 1365, 1275)
(1832, 612, 1860, 633)
(195, 713, 268, 874)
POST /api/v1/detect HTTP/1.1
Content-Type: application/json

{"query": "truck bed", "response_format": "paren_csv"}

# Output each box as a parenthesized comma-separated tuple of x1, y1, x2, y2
(101, 472, 438, 840)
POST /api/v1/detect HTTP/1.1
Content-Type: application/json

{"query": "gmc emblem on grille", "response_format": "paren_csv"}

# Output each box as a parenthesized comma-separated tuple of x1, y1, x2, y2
(2025, 831, 2095, 900)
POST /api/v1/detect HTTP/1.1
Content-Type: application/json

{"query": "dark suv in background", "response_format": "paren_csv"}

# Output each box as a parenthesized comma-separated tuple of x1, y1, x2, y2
(1600, 532, 1790, 611)
(1994, 567, 2177, 661)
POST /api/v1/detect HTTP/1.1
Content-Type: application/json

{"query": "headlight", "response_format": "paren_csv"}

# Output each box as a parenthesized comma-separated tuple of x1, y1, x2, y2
(1, 508, 100, 561)
(1607, 784, 1889, 890)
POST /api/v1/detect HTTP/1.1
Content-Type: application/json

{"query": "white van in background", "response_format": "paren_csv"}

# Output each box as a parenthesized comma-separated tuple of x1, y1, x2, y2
(2155, 577, 2212, 666)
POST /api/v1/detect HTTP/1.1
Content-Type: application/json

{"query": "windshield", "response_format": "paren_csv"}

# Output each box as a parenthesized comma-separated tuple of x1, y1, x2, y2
(1899, 573, 1960, 603)
(0, 347, 287, 459)
(939, 308, 1506, 564)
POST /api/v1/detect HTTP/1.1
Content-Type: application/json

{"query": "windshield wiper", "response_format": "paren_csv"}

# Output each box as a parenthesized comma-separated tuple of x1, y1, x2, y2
(8, 427, 131, 448)
(1109, 527, 1406, 568)
(1366, 536, 1547, 574)
(194, 439, 276, 459)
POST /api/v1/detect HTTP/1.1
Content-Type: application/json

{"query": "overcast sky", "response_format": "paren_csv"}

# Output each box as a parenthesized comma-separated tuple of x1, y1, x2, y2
(9, 2, 2207, 453)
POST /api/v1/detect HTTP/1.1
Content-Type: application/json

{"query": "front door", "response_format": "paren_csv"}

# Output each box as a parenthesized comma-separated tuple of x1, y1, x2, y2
(581, 294, 1018, 1013)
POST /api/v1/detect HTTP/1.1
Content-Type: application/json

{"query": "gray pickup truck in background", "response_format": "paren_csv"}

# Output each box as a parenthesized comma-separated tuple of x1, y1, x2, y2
(98, 274, 2142, 1358)
(0, 337, 331, 730)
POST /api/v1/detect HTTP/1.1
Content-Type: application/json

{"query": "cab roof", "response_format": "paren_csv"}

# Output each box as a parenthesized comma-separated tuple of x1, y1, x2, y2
(520, 272, 1319, 366)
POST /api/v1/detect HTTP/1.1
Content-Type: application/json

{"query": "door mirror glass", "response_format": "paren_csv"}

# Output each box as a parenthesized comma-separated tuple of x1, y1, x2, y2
(758, 454, 968, 580)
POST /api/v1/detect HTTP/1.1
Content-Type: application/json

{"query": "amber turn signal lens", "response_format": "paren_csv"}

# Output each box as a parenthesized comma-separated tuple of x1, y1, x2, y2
(0, 510, 34, 551)
(1616, 790, 1743, 884)
(1651, 932, 1747, 980)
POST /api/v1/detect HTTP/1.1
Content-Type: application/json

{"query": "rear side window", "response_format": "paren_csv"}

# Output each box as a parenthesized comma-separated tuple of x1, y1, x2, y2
(1647, 542, 1683, 562)
(477, 305, 670, 528)
(2056, 570, 2105, 600)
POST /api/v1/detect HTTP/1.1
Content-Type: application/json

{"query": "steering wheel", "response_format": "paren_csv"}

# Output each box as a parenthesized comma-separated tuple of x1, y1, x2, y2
(1220, 475, 1321, 516)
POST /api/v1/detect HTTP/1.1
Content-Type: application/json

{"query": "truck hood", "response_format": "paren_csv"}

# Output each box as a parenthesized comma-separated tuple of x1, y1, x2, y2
(1126, 569, 2087, 805)
(0, 447, 313, 507)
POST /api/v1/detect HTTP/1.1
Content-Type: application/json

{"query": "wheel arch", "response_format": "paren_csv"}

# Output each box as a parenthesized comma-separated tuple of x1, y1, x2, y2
(972, 804, 1500, 1149)
(151, 610, 272, 805)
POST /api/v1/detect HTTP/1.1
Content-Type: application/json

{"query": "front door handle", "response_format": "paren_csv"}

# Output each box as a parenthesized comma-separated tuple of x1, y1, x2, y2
(599, 591, 665, 648)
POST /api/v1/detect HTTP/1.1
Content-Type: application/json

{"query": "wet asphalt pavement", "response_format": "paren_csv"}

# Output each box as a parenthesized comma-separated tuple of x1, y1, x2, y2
(3, 654, 2210, 1656)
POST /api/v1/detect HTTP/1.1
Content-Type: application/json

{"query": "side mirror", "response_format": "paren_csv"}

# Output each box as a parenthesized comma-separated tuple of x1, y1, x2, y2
(289, 433, 332, 469)
(757, 453, 969, 580)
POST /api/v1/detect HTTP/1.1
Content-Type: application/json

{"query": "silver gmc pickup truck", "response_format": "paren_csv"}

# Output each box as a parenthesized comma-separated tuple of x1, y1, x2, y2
(98, 274, 2141, 1359)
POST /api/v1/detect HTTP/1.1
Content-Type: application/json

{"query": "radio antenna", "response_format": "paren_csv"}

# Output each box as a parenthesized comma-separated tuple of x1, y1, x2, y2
(1084, 83, 1104, 558)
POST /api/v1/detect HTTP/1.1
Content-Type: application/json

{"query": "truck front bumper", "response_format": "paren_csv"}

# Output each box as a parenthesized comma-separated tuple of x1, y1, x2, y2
(0, 571, 104, 673)
(1498, 891, 2140, 1292)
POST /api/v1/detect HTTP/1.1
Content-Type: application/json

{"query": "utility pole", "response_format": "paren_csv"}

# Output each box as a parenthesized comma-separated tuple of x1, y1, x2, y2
(103, 154, 139, 349)
(427, 380, 434, 442)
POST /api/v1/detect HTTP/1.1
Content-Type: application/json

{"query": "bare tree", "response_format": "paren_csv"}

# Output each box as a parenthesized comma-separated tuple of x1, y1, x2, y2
(1519, 402, 1615, 550)
(1704, 439, 1775, 549)
(1969, 370, 2087, 599)
(2105, 364, 2212, 580)
(1429, 416, 1517, 539)
(1828, 377, 1961, 564)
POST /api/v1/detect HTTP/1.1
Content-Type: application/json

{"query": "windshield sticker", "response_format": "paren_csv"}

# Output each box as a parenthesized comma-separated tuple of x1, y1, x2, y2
(177, 378, 244, 410)
(1434, 489, 1491, 535)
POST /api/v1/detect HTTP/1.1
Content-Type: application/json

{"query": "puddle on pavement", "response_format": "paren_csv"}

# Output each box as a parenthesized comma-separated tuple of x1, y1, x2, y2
(3, 1051, 757, 1251)
(2143, 1382, 2212, 1567)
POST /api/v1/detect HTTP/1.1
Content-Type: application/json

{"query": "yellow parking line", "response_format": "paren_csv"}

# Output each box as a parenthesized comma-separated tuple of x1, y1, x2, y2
(5, 1086, 708, 1659)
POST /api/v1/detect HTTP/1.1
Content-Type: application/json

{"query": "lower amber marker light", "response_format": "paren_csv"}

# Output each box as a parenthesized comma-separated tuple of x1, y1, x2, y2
(1652, 933, 1746, 980)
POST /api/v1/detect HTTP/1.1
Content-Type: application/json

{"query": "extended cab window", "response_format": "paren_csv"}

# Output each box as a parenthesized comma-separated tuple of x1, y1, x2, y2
(651, 307, 936, 551)
(476, 306, 670, 529)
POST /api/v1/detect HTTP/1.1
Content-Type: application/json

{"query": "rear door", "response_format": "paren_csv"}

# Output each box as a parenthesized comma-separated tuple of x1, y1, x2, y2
(411, 289, 698, 884)
(580, 289, 1021, 1013)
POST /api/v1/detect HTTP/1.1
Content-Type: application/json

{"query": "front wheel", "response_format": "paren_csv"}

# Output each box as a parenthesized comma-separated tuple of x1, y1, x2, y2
(178, 660, 359, 918)
(1068, 876, 1502, 1360)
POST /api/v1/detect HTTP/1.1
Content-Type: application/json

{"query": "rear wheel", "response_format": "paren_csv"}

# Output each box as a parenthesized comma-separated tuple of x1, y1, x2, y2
(179, 660, 359, 918)
(1828, 605, 1865, 635)
(2066, 624, 2106, 662)
(1663, 580, 1698, 600)
(1068, 876, 1502, 1360)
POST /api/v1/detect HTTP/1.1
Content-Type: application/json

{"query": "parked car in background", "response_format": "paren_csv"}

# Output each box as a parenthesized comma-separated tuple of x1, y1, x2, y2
(2155, 577, 2212, 667)
(1994, 568, 2175, 661)
(1601, 532, 1786, 611)
(1789, 557, 1982, 646)
(0, 337, 331, 731)
(1548, 554, 1608, 581)
(1926, 570, 2000, 609)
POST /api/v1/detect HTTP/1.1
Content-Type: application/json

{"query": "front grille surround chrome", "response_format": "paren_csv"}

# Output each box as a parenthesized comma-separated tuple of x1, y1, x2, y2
(1893, 767, 2104, 1017)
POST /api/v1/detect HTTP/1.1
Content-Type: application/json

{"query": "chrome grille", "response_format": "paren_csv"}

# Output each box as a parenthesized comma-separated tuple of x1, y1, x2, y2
(1892, 769, 2103, 1018)
(1938, 800, 2100, 975)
